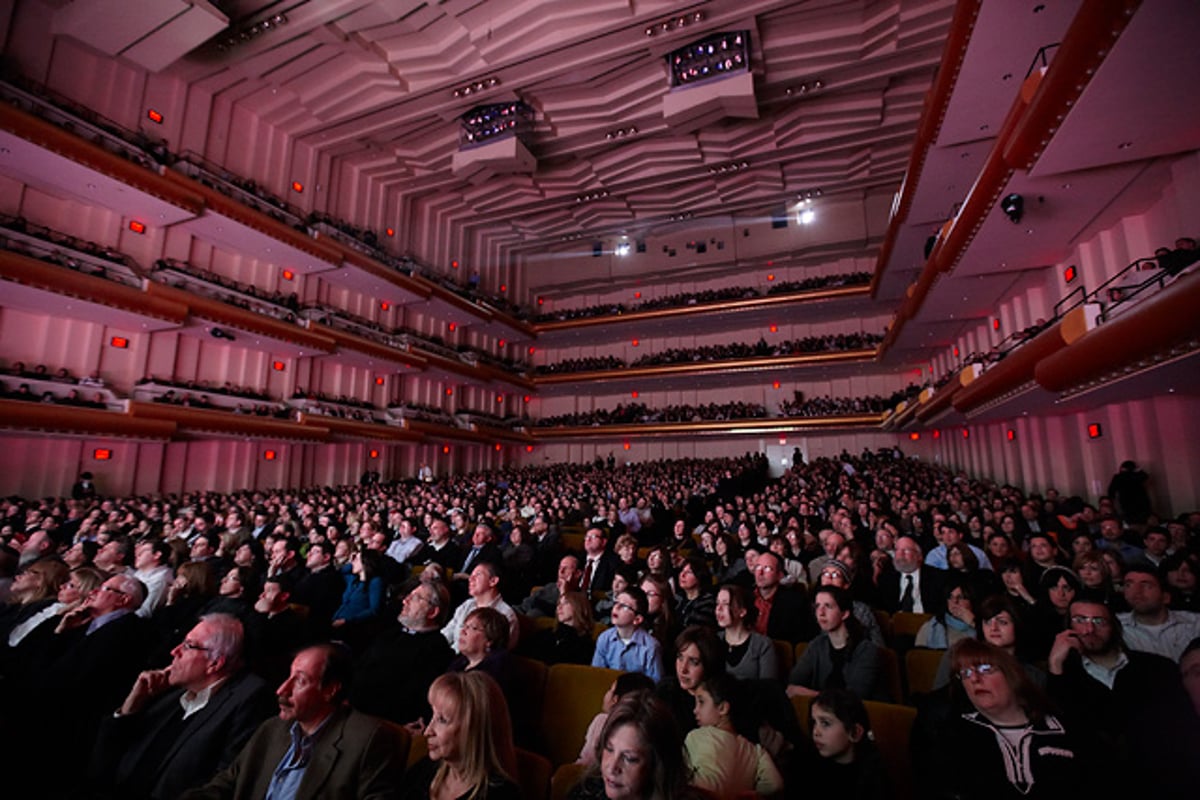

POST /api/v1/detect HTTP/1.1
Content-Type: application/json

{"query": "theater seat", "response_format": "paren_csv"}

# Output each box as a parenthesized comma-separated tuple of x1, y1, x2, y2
(772, 638, 794, 675)
(877, 645, 904, 704)
(516, 747, 553, 800)
(889, 612, 932, 647)
(510, 655, 549, 748)
(550, 762, 587, 800)
(905, 647, 947, 699)
(540, 663, 623, 766)
(407, 733, 428, 769)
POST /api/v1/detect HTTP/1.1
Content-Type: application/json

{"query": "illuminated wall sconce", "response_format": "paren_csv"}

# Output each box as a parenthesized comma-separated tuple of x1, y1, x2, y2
(632, 339, 639, 347)
(1087, 423, 1103, 439)
(94, 448, 112, 460)
(146, 109, 163, 124)
(767, 274, 775, 281)
(282, 269, 295, 281)
(623, 443, 631, 451)
(451, 260, 460, 269)
(769, 324, 777, 333)
(909, 433, 920, 441)
(445, 388, 454, 396)
(962, 429, 970, 439)
(525, 445, 534, 453)
(1006, 429, 1016, 441)
(272, 361, 285, 371)
(442, 445, 451, 454)
(932, 430, 940, 439)
(375, 377, 385, 386)
(1063, 265, 1077, 283)
(448, 323, 457, 332)
(992, 319, 1001, 331)
(494, 443, 502, 451)
(291, 181, 303, 193)
(522, 395, 531, 403)
(369, 449, 379, 459)
(264, 450, 277, 461)
(386, 228, 395, 237)
(631, 391, 639, 399)
(380, 301, 390, 311)
(128, 220, 146, 234)
(110, 337, 129, 349)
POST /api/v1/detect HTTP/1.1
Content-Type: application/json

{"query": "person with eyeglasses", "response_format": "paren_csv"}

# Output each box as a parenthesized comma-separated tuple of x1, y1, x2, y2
(1045, 591, 1200, 799)
(592, 585, 662, 681)
(92, 613, 276, 799)
(923, 638, 1097, 800)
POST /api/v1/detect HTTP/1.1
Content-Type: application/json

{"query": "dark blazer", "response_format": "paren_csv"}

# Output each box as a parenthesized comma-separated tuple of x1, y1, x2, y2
(180, 706, 407, 800)
(581, 552, 619, 593)
(762, 585, 813, 643)
(92, 670, 277, 799)
(876, 566, 945, 615)
(350, 626, 454, 726)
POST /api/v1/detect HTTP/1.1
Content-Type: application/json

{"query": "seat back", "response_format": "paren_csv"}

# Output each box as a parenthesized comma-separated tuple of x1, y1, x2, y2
(772, 638, 794, 675)
(550, 762, 588, 800)
(515, 747, 553, 800)
(904, 647, 946, 699)
(540, 663, 623, 766)
(889, 611, 932, 644)
(876, 645, 904, 704)
(509, 655, 549, 748)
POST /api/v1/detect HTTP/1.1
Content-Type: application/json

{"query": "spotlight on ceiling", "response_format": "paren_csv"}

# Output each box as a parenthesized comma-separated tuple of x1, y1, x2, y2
(1001, 193, 1024, 224)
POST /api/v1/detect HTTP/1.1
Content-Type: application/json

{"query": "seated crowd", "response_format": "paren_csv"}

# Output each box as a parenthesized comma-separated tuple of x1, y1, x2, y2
(778, 387, 921, 418)
(1, 452, 1199, 799)
(533, 401, 767, 428)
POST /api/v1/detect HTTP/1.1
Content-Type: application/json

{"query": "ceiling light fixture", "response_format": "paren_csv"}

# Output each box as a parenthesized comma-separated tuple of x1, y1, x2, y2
(452, 76, 501, 99)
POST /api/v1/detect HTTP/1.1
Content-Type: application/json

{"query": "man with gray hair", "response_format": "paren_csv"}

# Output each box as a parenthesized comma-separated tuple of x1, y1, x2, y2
(93, 613, 276, 798)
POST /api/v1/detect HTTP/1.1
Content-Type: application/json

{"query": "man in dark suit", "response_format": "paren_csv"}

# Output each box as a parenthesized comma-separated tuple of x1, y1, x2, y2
(751, 550, 813, 643)
(91, 613, 277, 799)
(529, 513, 563, 585)
(580, 526, 618, 593)
(292, 541, 344, 632)
(181, 643, 406, 799)
(877, 535, 945, 615)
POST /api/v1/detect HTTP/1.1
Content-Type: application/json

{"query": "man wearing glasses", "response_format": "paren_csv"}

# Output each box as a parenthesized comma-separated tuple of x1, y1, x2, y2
(93, 613, 276, 798)
(1047, 591, 1198, 797)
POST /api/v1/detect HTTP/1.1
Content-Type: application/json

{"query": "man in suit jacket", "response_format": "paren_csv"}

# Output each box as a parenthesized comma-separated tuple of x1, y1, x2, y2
(580, 527, 618, 593)
(92, 613, 277, 799)
(752, 550, 813, 643)
(181, 644, 406, 800)
(877, 536, 945, 615)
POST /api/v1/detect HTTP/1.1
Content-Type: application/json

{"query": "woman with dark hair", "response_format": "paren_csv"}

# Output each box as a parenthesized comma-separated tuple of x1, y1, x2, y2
(402, 671, 520, 799)
(449, 606, 513, 695)
(1163, 551, 1200, 611)
(655, 625, 727, 735)
(946, 542, 1000, 599)
(568, 690, 702, 800)
(715, 584, 778, 681)
(523, 590, 594, 665)
(1028, 566, 1081, 654)
(916, 577, 978, 651)
(788, 586, 887, 701)
(151, 560, 217, 662)
(640, 575, 677, 653)
(674, 556, 715, 629)
(932, 639, 1097, 799)
(713, 534, 746, 584)
(332, 548, 386, 626)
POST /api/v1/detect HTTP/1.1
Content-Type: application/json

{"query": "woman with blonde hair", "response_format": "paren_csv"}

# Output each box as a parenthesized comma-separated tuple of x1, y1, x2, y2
(402, 671, 519, 799)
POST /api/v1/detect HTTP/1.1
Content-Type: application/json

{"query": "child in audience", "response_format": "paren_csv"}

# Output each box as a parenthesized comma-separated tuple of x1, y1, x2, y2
(576, 672, 656, 765)
(684, 672, 784, 799)
(804, 688, 889, 799)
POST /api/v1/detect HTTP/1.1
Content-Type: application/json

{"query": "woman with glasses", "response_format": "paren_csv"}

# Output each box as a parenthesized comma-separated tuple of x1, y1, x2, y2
(924, 638, 1096, 800)
(448, 606, 513, 694)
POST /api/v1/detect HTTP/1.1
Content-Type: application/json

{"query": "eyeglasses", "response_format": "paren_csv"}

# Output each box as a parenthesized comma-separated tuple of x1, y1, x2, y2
(1070, 615, 1110, 628)
(613, 601, 637, 614)
(956, 663, 998, 681)
(98, 585, 127, 596)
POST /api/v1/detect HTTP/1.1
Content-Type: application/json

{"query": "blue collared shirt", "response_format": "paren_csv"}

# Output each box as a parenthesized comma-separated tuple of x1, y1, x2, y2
(591, 626, 661, 681)
(265, 715, 332, 800)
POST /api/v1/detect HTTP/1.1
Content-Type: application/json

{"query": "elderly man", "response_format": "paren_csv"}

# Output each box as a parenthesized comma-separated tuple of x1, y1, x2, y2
(579, 526, 617, 593)
(351, 581, 454, 725)
(92, 614, 276, 799)
(877, 536, 943, 614)
(181, 644, 406, 799)
(518, 553, 582, 618)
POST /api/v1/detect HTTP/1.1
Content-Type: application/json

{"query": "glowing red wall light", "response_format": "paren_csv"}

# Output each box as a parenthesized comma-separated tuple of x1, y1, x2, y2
(631, 339, 639, 347)
(445, 388, 453, 396)
(374, 377, 385, 386)
(1063, 265, 1077, 283)
(962, 429, 970, 439)
(128, 220, 146, 234)
(952, 345, 959, 357)
(1007, 429, 1016, 441)
(272, 361, 285, 371)
(448, 322, 457, 332)
(281, 269, 295, 281)
(769, 324, 778, 333)
(623, 443, 631, 451)
(451, 260, 459, 269)
(536, 297, 544, 306)
(110, 336, 129, 349)
(772, 381, 780, 389)
(634, 291, 642, 299)
(992, 318, 1000, 331)
(631, 391, 639, 399)
(1087, 423, 1103, 439)
(93, 448, 112, 461)
(499, 284, 507, 293)
(932, 430, 941, 439)
(495, 394, 503, 403)
(291, 181, 303, 193)
(766, 273, 775, 281)
(498, 339, 506, 348)
(494, 443, 502, 452)
(146, 109, 163, 124)
(369, 449, 379, 459)
(380, 301, 390, 311)
(264, 450, 277, 461)
(525, 445, 534, 453)
(522, 395, 530, 404)
(385, 227, 395, 237)
(909, 432, 920, 441)
(442, 445, 450, 454)
(527, 346, 535, 355)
